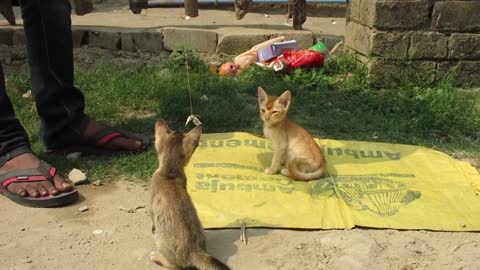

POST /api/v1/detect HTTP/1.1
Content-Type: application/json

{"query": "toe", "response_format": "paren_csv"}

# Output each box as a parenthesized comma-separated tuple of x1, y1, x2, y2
(24, 184, 40, 198)
(38, 179, 59, 195)
(8, 184, 27, 197)
(35, 183, 49, 197)
(52, 174, 73, 193)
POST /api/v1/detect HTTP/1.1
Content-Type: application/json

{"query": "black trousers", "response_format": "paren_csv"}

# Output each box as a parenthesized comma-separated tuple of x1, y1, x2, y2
(0, 0, 88, 163)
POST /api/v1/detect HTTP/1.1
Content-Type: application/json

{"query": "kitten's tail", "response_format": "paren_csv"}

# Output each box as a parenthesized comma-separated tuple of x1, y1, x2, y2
(183, 251, 231, 270)
(287, 158, 325, 181)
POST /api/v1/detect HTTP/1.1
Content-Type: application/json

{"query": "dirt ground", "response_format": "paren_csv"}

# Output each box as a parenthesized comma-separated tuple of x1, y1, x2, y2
(1, 2, 479, 269)
(1, 181, 479, 270)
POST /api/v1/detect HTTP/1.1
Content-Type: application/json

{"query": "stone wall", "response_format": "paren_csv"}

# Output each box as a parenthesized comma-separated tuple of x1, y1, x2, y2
(345, 0, 480, 86)
(0, 26, 326, 55)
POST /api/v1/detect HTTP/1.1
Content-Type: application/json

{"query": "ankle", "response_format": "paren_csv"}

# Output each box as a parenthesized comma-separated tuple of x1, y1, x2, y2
(0, 146, 32, 168)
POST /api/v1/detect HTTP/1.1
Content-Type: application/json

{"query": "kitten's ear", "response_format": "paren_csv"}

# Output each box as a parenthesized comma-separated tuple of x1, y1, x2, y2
(278, 90, 291, 109)
(155, 118, 170, 136)
(258, 87, 268, 105)
(185, 126, 202, 147)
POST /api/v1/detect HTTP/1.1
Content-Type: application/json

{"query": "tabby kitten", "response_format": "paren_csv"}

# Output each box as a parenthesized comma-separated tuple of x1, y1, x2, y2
(258, 87, 326, 181)
(149, 119, 231, 270)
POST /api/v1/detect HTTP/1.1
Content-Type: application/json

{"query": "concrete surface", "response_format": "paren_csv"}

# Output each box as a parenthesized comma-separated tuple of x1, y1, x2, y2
(0, 4, 345, 53)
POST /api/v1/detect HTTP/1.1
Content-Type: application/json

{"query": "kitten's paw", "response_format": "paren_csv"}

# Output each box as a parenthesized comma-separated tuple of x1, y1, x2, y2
(281, 168, 290, 176)
(150, 251, 173, 268)
(264, 167, 277, 175)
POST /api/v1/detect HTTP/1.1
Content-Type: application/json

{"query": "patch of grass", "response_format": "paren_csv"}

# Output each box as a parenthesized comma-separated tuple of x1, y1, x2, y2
(5, 51, 480, 182)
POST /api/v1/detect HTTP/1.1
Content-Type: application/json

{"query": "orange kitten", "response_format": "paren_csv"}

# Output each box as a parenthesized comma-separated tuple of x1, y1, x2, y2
(258, 87, 326, 181)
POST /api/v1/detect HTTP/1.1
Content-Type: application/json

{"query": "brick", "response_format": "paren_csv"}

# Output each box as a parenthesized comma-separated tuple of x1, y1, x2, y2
(432, 1, 480, 32)
(437, 61, 480, 86)
(121, 30, 163, 53)
(345, 22, 372, 56)
(0, 28, 13, 46)
(368, 59, 436, 86)
(371, 31, 409, 59)
(409, 32, 448, 59)
(88, 30, 121, 50)
(163, 28, 217, 53)
(374, 0, 431, 30)
(449, 34, 480, 60)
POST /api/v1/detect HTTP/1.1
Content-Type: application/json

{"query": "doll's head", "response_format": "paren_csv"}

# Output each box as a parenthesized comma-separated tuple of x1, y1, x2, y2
(218, 62, 241, 76)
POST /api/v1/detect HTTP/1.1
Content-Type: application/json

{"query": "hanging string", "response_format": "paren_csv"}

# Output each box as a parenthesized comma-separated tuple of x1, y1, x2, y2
(185, 48, 193, 116)
(183, 47, 202, 127)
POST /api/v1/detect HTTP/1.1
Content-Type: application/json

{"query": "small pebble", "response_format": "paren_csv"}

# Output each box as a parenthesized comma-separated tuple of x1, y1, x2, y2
(92, 180, 102, 186)
(78, 206, 89, 212)
(93, 229, 103, 235)
(22, 90, 32, 99)
(66, 152, 82, 161)
(69, 169, 88, 185)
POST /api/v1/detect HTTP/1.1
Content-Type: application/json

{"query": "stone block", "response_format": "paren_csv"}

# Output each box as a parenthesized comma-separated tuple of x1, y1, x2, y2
(163, 28, 217, 53)
(368, 59, 436, 86)
(12, 28, 24, 47)
(374, 0, 431, 30)
(437, 61, 480, 86)
(371, 31, 409, 59)
(72, 28, 87, 48)
(216, 33, 270, 54)
(316, 34, 344, 50)
(70, 0, 93, 16)
(0, 28, 13, 46)
(449, 34, 480, 60)
(347, 0, 361, 23)
(432, 1, 480, 32)
(359, 0, 376, 27)
(345, 22, 372, 56)
(88, 30, 121, 50)
(409, 32, 448, 59)
(275, 31, 314, 49)
(121, 30, 163, 53)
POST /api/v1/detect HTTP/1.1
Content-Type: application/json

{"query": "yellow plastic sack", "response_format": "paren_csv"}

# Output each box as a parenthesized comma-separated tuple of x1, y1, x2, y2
(186, 132, 480, 231)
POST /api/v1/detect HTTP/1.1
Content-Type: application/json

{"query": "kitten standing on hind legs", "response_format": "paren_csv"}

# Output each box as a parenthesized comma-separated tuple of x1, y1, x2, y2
(257, 87, 327, 181)
(149, 119, 231, 270)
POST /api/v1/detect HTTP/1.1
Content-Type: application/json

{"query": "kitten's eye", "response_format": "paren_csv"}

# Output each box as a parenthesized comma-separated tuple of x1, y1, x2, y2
(261, 109, 265, 113)
(272, 110, 279, 114)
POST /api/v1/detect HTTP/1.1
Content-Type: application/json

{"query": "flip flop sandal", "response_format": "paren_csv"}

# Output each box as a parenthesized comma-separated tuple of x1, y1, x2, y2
(0, 161, 78, 208)
(44, 128, 151, 156)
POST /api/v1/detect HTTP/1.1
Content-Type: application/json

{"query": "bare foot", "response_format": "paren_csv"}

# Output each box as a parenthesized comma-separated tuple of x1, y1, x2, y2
(0, 153, 73, 198)
(82, 120, 144, 151)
